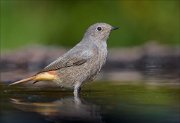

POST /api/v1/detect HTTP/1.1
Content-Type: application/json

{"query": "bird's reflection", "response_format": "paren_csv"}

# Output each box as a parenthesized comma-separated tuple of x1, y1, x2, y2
(10, 94, 103, 123)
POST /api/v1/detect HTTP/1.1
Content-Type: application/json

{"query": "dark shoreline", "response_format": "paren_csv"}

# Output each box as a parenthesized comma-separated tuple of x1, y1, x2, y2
(1, 42, 179, 83)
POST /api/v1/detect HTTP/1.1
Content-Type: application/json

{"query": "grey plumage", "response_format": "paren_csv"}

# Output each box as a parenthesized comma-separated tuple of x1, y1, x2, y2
(10, 22, 118, 96)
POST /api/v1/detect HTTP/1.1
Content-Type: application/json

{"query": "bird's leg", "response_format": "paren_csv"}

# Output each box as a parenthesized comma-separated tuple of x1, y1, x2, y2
(74, 83, 82, 105)
(73, 83, 81, 98)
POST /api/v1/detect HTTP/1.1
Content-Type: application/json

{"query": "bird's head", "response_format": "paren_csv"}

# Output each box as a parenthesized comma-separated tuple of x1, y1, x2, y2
(84, 23, 118, 42)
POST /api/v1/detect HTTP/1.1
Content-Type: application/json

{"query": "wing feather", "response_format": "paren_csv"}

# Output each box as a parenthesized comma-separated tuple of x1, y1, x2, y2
(39, 47, 93, 73)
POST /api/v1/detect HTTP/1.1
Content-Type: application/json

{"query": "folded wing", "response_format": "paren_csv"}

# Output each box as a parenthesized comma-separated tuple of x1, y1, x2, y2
(39, 47, 93, 73)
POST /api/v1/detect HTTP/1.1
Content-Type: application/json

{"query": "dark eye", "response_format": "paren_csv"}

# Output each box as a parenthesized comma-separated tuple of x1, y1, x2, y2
(97, 27, 102, 31)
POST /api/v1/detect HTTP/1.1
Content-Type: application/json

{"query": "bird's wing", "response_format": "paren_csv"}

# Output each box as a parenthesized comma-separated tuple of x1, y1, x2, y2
(39, 48, 93, 73)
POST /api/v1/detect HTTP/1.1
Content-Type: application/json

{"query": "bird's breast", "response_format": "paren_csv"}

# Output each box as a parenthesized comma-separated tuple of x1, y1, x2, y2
(90, 42, 107, 72)
(97, 42, 107, 65)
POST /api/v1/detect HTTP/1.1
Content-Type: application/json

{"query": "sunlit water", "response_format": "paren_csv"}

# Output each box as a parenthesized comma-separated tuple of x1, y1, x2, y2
(0, 81, 180, 123)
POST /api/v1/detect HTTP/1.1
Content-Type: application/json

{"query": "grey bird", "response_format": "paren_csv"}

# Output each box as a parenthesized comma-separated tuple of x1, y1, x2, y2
(10, 22, 118, 96)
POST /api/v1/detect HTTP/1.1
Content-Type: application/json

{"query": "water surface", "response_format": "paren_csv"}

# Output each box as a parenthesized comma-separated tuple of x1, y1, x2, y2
(1, 82, 179, 123)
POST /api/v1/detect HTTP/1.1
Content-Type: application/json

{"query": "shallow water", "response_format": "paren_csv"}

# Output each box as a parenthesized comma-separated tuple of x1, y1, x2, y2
(0, 82, 180, 123)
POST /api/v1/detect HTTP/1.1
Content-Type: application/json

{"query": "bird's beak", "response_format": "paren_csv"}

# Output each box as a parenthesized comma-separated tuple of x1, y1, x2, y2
(111, 26, 119, 31)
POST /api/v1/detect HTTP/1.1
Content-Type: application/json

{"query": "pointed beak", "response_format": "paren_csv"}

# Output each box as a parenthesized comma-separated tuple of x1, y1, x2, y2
(111, 26, 119, 31)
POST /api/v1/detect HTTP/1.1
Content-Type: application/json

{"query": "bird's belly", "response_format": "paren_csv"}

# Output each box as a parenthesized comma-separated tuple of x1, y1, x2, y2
(54, 61, 101, 88)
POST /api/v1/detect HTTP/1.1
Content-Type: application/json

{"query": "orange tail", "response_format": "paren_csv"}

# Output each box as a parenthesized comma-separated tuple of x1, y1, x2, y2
(9, 71, 58, 86)
(9, 76, 35, 86)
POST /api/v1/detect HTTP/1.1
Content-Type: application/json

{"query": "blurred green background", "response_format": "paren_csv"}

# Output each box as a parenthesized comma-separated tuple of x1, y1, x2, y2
(1, 0, 180, 51)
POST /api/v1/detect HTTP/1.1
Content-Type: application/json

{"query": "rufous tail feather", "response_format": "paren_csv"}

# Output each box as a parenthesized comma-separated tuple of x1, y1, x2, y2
(9, 71, 58, 86)
(9, 76, 35, 86)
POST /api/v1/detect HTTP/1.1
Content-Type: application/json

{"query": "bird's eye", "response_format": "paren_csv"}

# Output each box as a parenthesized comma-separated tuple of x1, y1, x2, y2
(97, 27, 102, 31)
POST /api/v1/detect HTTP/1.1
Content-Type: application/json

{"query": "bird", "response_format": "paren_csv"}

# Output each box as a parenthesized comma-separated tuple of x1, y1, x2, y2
(9, 22, 118, 97)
